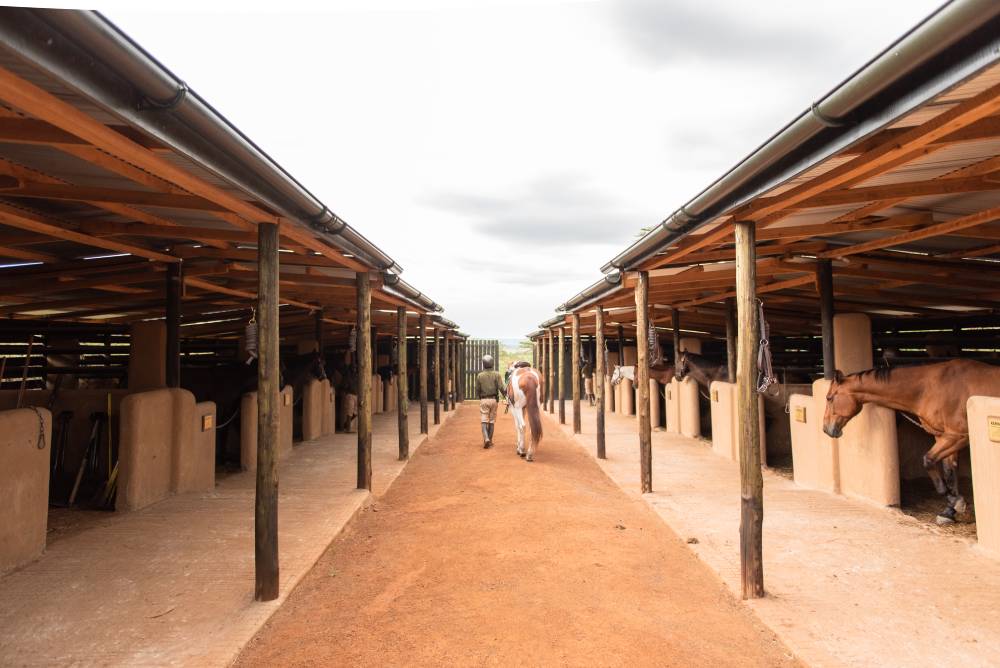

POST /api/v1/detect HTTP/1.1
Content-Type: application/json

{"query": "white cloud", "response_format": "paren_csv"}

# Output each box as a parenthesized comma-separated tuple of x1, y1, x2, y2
(105, 0, 943, 337)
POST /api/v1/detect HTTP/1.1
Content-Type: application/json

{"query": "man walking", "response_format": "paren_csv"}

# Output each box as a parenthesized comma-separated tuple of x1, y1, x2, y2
(476, 354, 506, 448)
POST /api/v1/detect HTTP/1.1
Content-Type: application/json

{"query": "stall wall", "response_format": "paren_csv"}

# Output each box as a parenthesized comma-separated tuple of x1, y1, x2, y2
(789, 383, 840, 494)
(240, 385, 294, 471)
(678, 376, 700, 439)
(321, 381, 335, 436)
(117, 388, 214, 512)
(968, 396, 1000, 558)
(302, 378, 324, 441)
(708, 381, 765, 462)
(0, 407, 51, 573)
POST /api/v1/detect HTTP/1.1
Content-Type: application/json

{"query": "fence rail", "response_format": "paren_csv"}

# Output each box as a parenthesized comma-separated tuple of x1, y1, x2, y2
(464, 338, 501, 399)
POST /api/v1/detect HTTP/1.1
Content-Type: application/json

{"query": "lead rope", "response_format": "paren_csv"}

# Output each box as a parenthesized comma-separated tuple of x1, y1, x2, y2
(244, 307, 258, 365)
(756, 299, 777, 394)
(28, 405, 45, 449)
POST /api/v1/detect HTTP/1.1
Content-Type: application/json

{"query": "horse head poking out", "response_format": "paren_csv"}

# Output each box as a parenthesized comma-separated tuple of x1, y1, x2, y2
(505, 362, 543, 462)
(822, 370, 864, 438)
(610, 365, 634, 386)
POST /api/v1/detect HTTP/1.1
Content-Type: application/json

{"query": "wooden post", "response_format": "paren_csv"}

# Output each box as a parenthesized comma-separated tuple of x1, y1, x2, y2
(558, 326, 566, 424)
(433, 328, 441, 424)
(548, 331, 556, 413)
(397, 307, 409, 459)
(636, 272, 652, 493)
(571, 313, 581, 433)
(817, 259, 836, 380)
(165, 261, 182, 388)
(725, 297, 737, 383)
(314, 308, 324, 353)
(419, 314, 428, 434)
(595, 306, 606, 459)
(672, 307, 681, 364)
(443, 330, 451, 411)
(617, 325, 625, 367)
(254, 222, 280, 602)
(356, 272, 373, 491)
(735, 220, 764, 599)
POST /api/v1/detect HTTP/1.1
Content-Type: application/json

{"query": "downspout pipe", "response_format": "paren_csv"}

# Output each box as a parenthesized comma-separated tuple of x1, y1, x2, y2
(0, 9, 402, 274)
(601, 0, 1000, 272)
(381, 272, 444, 313)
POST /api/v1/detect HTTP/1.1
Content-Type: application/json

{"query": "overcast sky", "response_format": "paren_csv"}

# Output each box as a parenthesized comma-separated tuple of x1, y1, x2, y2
(97, 0, 943, 338)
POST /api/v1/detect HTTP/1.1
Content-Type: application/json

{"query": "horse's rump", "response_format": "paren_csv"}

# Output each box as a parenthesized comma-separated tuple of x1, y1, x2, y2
(520, 369, 543, 447)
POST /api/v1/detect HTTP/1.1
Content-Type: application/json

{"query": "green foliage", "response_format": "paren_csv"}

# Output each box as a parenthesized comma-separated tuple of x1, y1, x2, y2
(499, 339, 533, 370)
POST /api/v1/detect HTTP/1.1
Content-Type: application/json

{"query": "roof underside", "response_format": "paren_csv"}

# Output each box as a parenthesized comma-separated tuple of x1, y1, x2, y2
(554, 58, 1000, 340)
(0, 44, 456, 342)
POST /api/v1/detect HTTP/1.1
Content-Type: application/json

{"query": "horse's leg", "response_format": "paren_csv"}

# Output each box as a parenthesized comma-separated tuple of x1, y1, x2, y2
(942, 452, 967, 515)
(512, 404, 526, 456)
(922, 433, 967, 524)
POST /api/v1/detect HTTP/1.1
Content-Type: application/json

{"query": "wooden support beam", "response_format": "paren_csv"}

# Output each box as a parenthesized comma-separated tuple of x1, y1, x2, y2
(794, 175, 998, 209)
(817, 260, 836, 380)
(733, 80, 1000, 222)
(548, 330, 556, 414)
(433, 328, 441, 425)
(3, 181, 225, 211)
(672, 308, 681, 365)
(443, 329, 452, 412)
(734, 220, 764, 600)
(558, 326, 566, 425)
(419, 313, 428, 434)
(674, 274, 814, 309)
(636, 271, 652, 494)
(617, 325, 625, 367)
(571, 313, 581, 434)
(165, 261, 182, 388)
(595, 306, 606, 459)
(820, 205, 1000, 259)
(725, 297, 736, 383)
(254, 221, 280, 602)
(0, 202, 178, 263)
(356, 272, 373, 490)
(397, 306, 409, 460)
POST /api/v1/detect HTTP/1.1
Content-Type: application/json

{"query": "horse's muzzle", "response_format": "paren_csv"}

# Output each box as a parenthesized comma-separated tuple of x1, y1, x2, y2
(822, 423, 843, 439)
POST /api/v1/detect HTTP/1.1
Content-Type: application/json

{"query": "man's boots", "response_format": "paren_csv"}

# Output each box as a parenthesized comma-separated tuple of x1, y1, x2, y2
(481, 423, 492, 448)
(487, 423, 495, 447)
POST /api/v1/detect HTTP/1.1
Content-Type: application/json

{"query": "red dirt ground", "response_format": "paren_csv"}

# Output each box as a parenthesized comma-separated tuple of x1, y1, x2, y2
(236, 405, 801, 667)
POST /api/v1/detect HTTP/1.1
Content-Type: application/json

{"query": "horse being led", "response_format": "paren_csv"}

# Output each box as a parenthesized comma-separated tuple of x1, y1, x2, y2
(505, 362, 543, 462)
(823, 359, 1000, 525)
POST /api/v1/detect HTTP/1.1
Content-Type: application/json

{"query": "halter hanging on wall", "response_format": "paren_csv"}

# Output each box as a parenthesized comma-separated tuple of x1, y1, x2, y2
(756, 299, 777, 393)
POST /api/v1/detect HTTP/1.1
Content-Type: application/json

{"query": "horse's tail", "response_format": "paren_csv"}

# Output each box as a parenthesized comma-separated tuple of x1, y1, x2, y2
(525, 375, 543, 449)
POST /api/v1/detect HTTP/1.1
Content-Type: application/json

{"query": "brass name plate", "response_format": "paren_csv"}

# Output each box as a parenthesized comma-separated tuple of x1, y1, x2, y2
(712, 390, 719, 402)
(794, 406, 807, 424)
(284, 393, 292, 407)
(201, 414, 214, 431)
(990, 415, 1000, 443)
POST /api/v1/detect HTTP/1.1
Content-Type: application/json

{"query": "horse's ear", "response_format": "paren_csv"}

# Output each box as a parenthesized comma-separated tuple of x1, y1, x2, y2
(833, 370, 844, 384)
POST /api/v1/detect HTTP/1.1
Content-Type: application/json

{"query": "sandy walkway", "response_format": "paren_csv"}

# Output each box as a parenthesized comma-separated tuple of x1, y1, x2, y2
(236, 404, 799, 667)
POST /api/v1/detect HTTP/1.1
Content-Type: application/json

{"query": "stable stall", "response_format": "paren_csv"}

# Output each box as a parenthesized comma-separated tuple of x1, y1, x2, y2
(534, 0, 1000, 592)
(0, 9, 461, 595)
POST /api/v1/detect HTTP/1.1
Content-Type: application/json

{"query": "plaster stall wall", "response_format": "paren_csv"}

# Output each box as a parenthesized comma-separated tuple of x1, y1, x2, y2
(788, 313, 899, 506)
(302, 378, 335, 441)
(0, 389, 128, 500)
(708, 381, 765, 462)
(117, 388, 215, 512)
(969, 396, 1000, 558)
(0, 407, 51, 574)
(240, 385, 294, 472)
(321, 381, 335, 436)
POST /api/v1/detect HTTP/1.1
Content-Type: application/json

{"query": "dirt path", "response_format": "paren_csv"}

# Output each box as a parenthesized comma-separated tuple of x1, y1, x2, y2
(236, 404, 800, 667)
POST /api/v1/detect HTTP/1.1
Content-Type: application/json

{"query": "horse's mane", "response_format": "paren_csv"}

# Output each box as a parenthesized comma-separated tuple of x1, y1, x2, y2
(854, 367, 893, 383)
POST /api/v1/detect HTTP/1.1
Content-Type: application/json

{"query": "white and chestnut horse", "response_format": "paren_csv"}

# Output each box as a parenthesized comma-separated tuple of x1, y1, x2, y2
(611, 363, 676, 386)
(505, 362, 543, 461)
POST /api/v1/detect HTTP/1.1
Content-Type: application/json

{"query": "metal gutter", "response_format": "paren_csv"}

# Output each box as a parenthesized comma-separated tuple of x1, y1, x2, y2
(601, 0, 1000, 272)
(431, 315, 459, 330)
(380, 272, 444, 313)
(0, 8, 403, 274)
(556, 270, 622, 313)
(538, 315, 566, 329)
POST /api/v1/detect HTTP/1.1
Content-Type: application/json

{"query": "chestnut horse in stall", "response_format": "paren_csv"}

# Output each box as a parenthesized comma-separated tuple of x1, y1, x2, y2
(823, 359, 1000, 525)
(505, 362, 543, 462)
(675, 351, 728, 391)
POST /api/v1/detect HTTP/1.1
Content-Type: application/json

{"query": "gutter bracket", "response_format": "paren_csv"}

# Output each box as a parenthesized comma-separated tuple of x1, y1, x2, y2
(137, 81, 189, 111)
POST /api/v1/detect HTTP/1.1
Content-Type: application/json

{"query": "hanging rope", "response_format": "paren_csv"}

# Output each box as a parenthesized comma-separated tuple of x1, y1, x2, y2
(28, 405, 46, 449)
(756, 299, 777, 394)
(348, 326, 357, 352)
(244, 307, 258, 365)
